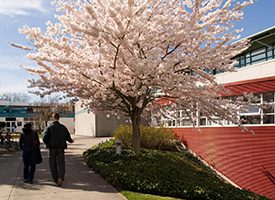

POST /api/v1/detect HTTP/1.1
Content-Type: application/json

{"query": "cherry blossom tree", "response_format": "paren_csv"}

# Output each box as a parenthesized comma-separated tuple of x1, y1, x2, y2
(16, 0, 253, 154)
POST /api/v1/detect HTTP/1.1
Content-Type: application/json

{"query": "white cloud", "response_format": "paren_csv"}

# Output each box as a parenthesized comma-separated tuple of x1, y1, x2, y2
(0, 0, 46, 17)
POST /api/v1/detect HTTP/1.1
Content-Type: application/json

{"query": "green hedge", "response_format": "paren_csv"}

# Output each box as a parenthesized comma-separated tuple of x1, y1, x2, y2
(114, 125, 177, 151)
(83, 145, 269, 200)
(0, 122, 5, 128)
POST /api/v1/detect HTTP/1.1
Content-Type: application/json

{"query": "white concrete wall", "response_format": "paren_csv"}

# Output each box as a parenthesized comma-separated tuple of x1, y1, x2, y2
(16, 117, 24, 132)
(0, 117, 5, 131)
(60, 117, 75, 134)
(74, 101, 96, 136)
(215, 59, 275, 84)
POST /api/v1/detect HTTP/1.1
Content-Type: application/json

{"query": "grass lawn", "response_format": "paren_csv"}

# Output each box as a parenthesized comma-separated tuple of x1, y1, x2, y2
(121, 191, 183, 200)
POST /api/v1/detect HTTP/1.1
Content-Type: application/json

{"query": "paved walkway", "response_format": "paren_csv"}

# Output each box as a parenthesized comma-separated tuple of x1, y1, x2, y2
(0, 136, 125, 200)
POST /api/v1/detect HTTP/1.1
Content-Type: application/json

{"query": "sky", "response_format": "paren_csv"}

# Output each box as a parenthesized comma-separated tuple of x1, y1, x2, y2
(0, 0, 275, 98)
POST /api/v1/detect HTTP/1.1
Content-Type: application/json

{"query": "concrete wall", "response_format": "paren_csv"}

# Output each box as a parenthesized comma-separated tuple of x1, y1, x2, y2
(96, 113, 129, 137)
(215, 59, 275, 84)
(74, 101, 131, 137)
(60, 117, 75, 134)
(74, 101, 96, 136)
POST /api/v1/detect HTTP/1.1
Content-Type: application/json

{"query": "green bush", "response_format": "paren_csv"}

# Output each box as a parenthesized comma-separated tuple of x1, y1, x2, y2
(84, 145, 268, 200)
(114, 125, 177, 151)
(0, 122, 5, 128)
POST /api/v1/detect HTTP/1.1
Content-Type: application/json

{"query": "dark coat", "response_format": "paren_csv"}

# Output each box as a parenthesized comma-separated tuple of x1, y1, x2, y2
(43, 121, 73, 149)
(19, 128, 40, 165)
(19, 128, 40, 151)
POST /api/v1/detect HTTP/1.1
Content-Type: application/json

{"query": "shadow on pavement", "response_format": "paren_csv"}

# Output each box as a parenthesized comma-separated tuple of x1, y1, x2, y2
(13, 143, 116, 193)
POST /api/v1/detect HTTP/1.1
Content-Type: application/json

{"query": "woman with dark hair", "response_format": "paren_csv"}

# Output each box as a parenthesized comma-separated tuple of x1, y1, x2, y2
(19, 123, 40, 184)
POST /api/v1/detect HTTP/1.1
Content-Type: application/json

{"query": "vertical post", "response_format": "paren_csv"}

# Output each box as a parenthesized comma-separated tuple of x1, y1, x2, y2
(116, 139, 121, 155)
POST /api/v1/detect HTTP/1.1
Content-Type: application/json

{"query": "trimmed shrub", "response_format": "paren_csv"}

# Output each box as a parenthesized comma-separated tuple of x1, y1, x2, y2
(114, 125, 177, 151)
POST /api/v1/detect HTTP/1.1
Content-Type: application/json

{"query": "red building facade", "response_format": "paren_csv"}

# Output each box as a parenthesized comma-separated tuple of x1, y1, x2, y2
(162, 27, 275, 199)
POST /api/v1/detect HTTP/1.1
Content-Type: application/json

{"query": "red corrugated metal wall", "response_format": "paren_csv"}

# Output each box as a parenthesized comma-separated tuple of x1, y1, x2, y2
(223, 76, 275, 96)
(173, 127, 275, 199)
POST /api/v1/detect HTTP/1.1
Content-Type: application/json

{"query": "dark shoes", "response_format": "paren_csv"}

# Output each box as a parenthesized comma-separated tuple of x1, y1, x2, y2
(23, 179, 34, 184)
(56, 178, 63, 187)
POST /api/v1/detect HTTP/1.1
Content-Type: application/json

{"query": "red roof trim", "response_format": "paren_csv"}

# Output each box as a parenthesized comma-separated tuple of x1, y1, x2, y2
(221, 75, 275, 96)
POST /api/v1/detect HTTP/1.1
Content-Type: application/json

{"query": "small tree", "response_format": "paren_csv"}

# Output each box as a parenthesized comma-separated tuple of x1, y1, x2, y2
(0, 92, 31, 103)
(15, 0, 252, 155)
(34, 96, 73, 132)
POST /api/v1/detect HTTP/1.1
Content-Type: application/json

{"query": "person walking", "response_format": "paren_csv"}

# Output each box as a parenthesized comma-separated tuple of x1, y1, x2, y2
(19, 123, 40, 184)
(43, 113, 74, 186)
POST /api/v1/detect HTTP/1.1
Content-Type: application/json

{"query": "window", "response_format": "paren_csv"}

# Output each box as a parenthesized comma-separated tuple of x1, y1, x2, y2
(267, 49, 273, 59)
(208, 118, 222, 126)
(199, 117, 207, 126)
(239, 106, 261, 115)
(263, 115, 274, 124)
(240, 56, 245, 67)
(180, 118, 192, 126)
(5, 117, 16, 121)
(240, 115, 261, 124)
(177, 111, 181, 118)
(233, 44, 275, 69)
(27, 108, 34, 113)
(251, 47, 264, 55)
(263, 92, 274, 103)
(160, 92, 275, 127)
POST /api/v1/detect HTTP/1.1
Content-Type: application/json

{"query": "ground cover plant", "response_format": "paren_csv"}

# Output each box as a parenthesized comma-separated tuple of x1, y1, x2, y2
(83, 139, 269, 200)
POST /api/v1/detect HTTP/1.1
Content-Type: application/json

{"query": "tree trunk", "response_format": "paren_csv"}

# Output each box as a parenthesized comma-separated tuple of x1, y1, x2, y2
(131, 110, 141, 155)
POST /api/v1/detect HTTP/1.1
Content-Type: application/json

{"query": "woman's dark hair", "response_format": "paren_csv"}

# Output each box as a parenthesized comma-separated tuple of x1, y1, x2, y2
(23, 123, 32, 129)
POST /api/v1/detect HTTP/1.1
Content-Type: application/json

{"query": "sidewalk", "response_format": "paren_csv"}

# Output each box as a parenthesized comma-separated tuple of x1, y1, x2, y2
(0, 136, 126, 200)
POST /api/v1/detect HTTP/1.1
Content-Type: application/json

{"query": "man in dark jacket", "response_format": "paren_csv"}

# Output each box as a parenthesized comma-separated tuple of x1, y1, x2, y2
(43, 113, 74, 186)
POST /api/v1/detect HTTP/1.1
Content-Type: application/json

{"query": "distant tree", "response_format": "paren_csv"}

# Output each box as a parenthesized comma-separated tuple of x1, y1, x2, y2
(16, 0, 253, 154)
(34, 96, 73, 132)
(0, 92, 31, 103)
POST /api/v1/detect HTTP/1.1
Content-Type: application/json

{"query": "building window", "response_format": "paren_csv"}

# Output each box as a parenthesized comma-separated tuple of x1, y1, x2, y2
(263, 115, 274, 124)
(180, 118, 192, 126)
(234, 44, 275, 68)
(6, 117, 16, 121)
(199, 117, 207, 126)
(161, 92, 275, 127)
(240, 115, 261, 124)
(263, 92, 274, 103)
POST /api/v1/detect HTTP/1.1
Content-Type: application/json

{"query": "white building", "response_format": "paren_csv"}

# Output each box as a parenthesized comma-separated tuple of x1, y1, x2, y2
(0, 100, 74, 134)
(74, 101, 129, 136)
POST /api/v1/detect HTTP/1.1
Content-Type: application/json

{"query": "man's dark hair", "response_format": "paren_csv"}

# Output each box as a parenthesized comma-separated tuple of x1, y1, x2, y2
(52, 113, 60, 121)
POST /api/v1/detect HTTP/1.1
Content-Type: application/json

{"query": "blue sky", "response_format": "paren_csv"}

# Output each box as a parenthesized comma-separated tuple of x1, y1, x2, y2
(0, 0, 274, 97)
